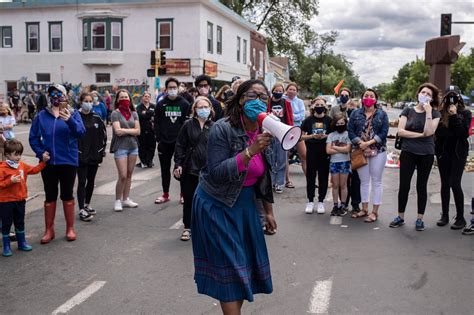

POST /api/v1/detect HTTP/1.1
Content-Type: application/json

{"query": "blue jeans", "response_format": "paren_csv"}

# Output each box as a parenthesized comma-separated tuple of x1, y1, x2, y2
(270, 138, 286, 186)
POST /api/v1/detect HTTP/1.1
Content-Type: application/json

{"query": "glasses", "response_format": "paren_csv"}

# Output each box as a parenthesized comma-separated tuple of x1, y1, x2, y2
(50, 91, 62, 97)
(198, 84, 209, 88)
(244, 91, 269, 102)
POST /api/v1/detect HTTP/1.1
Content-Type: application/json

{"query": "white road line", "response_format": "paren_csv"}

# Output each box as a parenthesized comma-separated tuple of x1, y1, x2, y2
(169, 219, 183, 229)
(51, 281, 106, 315)
(308, 277, 333, 314)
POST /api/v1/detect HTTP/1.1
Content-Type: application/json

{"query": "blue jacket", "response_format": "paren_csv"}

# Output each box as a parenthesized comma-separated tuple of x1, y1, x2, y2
(348, 108, 389, 149)
(29, 106, 86, 166)
(199, 118, 273, 207)
(92, 102, 107, 121)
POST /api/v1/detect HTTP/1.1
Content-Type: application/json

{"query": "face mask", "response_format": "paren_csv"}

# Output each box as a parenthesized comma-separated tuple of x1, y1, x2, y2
(118, 99, 130, 110)
(272, 92, 283, 99)
(168, 88, 178, 98)
(81, 102, 93, 112)
(0, 112, 6, 116)
(362, 98, 376, 107)
(93, 96, 99, 102)
(6, 159, 19, 169)
(418, 94, 431, 105)
(340, 95, 349, 104)
(335, 125, 346, 133)
(198, 87, 209, 96)
(224, 90, 234, 101)
(196, 108, 211, 120)
(314, 107, 325, 115)
(50, 97, 61, 107)
(243, 99, 267, 122)
(445, 94, 459, 106)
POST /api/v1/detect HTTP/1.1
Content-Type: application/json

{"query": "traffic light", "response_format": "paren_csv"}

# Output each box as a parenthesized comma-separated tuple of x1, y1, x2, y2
(150, 50, 156, 67)
(440, 13, 452, 36)
(159, 50, 166, 75)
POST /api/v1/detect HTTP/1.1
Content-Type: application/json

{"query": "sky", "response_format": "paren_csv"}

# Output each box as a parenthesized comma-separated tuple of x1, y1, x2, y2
(310, 0, 474, 87)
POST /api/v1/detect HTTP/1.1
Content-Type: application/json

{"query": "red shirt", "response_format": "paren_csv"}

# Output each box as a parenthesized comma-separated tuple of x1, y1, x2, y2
(0, 161, 46, 202)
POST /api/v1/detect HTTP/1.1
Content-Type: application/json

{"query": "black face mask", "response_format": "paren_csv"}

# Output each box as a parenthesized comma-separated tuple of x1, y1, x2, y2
(314, 107, 325, 114)
(335, 125, 346, 133)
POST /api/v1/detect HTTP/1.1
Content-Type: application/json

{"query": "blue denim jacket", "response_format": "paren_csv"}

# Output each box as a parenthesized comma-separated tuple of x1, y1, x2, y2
(347, 108, 389, 149)
(199, 118, 272, 208)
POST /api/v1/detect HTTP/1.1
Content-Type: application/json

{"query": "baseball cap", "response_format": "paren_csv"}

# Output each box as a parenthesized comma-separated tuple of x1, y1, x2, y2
(47, 84, 67, 96)
(231, 76, 241, 83)
(444, 85, 461, 95)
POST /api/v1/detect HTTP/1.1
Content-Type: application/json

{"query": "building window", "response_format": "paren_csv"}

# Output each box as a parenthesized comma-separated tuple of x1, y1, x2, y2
(216, 26, 222, 54)
(26, 22, 40, 52)
(259, 50, 264, 72)
(243, 39, 247, 64)
(236, 36, 241, 63)
(1, 26, 12, 48)
(49, 22, 62, 52)
(156, 19, 173, 50)
(36, 73, 51, 82)
(83, 23, 88, 50)
(91, 22, 105, 50)
(111, 22, 121, 50)
(96, 73, 111, 83)
(252, 48, 256, 68)
(207, 22, 213, 53)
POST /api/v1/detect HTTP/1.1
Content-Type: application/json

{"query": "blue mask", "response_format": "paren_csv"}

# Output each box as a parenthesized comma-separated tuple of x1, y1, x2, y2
(196, 108, 211, 120)
(81, 102, 93, 112)
(340, 95, 349, 104)
(243, 99, 267, 122)
(6, 159, 19, 169)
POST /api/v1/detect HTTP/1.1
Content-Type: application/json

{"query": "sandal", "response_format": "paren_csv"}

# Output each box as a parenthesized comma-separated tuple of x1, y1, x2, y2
(364, 212, 378, 223)
(155, 196, 170, 204)
(351, 210, 368, 219)
(285, 181, 295, 189)
(180, 229, 191, 241)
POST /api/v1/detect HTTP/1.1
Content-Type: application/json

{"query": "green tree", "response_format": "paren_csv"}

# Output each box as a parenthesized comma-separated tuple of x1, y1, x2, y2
(452, 48, 474, 95)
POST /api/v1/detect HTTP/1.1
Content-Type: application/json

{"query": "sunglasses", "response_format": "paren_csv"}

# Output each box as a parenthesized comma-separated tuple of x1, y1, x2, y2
(244, 91, 269, 102)
(50, 91, 63, 97)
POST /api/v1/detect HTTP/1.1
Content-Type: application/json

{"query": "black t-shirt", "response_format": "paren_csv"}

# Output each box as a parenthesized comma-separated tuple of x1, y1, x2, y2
(9, 92, 20, 107)
(400, 107, 441, 155)
(154, 95, 190, 144)
(301, 115, 332, 144)
(269, 99, 287, 125)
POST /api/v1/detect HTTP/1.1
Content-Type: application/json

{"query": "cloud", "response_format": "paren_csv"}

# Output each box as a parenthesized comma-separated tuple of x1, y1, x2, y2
(309, 0, 474, 86)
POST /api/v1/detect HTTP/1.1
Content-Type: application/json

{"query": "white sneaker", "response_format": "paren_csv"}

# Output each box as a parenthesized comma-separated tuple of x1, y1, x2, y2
(317, 202, 325, 214)
(122, 198, 138, 208)
(114, 200, 123, 212)
(305, 202, 314, 214)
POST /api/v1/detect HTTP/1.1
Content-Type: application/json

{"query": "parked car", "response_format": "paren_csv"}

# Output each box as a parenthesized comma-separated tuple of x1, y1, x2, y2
(320, 95, 337, 109)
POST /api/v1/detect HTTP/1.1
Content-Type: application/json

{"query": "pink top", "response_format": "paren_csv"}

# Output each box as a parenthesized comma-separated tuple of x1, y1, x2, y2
(235, 125, 265, 187)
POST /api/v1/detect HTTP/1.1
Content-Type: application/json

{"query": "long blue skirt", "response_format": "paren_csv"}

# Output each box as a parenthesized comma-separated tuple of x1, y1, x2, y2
(191, 185, 273, 302)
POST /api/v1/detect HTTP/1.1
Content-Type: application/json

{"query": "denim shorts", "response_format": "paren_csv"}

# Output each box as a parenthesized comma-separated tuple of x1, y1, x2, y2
(330, 161, 351, 174)
(114, 147, 139, 159)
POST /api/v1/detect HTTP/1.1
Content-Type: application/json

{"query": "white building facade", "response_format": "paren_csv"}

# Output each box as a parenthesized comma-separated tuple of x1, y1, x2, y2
(0, 0, 254, 100)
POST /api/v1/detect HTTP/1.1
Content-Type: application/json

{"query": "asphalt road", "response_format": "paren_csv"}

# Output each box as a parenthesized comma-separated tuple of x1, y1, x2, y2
(1, 121, 473, 315)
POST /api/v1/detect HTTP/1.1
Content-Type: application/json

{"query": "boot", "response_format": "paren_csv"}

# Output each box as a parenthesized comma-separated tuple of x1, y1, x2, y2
(63, 200, 76, 241)
(15, 230, 32, 251)
(2, 235, 12, 257)
(451, 216, 466, 230)
(436, 212, 449, 226)
(40, 201, 56, 244)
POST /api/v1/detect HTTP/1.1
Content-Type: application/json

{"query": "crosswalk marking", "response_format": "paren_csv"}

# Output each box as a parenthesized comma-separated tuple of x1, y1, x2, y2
(308, 277, 333, 314)
(51, 281, 106, 314)
(169, 219, 183, 230)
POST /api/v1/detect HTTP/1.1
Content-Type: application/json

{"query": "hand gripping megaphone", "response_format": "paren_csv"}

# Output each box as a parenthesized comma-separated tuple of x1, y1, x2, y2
(257, 112, 302, 151)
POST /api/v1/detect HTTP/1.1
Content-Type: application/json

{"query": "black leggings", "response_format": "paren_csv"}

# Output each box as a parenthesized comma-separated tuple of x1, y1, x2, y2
(305, 143, 329, 202)
(438, 154, 466, 217)
(345, 170, 361, 207)
(158, 142, 175, 193)
(77, 164, 99, 209)
(0, 201, 26, 235)
(398, 151, 434, 215)
(181, 173, 199, 229)
(41, 165, 77, 202)
(138, 130, 156, 166)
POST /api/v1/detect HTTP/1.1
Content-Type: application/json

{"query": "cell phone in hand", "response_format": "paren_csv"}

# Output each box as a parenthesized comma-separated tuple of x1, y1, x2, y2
(59, 102, 68, 111)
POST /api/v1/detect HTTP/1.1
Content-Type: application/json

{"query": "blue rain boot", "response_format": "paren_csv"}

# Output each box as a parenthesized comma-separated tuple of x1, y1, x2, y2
(2, 235, 12, 257)
(15, 230, 32, 251)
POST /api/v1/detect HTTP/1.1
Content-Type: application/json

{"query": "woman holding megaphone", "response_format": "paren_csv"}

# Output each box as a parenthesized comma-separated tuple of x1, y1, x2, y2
(191, 79, 276, 314)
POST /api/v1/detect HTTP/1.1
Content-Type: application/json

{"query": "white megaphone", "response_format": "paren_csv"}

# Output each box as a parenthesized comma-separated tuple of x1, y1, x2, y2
(257, 112, 302, 151)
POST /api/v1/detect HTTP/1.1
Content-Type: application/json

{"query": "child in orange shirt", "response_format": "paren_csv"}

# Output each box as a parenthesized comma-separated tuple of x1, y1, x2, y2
(1, 139, 49, 257)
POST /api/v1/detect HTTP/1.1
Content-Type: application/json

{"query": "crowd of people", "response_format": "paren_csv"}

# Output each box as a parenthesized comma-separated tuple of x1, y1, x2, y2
(0, 76, 472, 314)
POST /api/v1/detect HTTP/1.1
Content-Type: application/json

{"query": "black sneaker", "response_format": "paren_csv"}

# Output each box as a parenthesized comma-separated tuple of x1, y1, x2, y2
(79, 209, 93, 222)
(451, 217, 466, 230)
(330, 206, 339, 216)
(436, 214, 449, 226)
(136, 162, 144, 168)
(462, 223, 474, 235)
(389, 216, 405, 228)
(339, 206, 348, 217)
(84, 205, 97, 215)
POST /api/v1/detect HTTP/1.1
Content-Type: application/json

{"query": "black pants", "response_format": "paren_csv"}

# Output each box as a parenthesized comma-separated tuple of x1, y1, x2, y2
(438, 154, 466, 218)
(305, 143, 330, 202)
(158, 142, 176, 193)
(398, 151, 434, 215)
(345, 171, 361, 207)
(77, 164, 99, 210)
(41, 165, 77, 202)
(0, 201, 26, 235)
(138, 130, 156, 166)
(181, 173, 199, 229)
